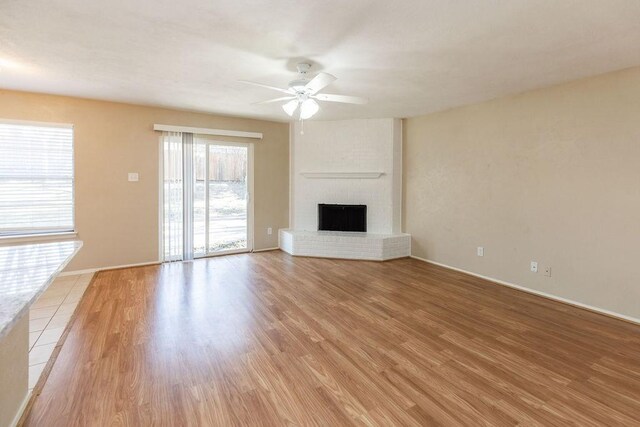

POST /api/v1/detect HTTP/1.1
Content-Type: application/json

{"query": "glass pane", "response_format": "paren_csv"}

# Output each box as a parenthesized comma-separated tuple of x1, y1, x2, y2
(208, 145, 248, 253)
(193, 143, 206, 256)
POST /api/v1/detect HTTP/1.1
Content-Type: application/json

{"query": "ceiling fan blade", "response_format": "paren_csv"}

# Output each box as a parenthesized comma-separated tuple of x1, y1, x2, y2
(304, 72, 337, 95)
(252, 96, 296, 105)
(313, 93, 369, 105)
(238, 80, 293, 94)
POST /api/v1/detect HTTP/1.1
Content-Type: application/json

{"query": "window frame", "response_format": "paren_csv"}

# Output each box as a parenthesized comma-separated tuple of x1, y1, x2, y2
(0, 118, 76, 243)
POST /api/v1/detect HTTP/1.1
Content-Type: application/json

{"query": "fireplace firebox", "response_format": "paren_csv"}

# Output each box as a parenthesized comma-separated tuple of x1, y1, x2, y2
(318, 204, 367, 232)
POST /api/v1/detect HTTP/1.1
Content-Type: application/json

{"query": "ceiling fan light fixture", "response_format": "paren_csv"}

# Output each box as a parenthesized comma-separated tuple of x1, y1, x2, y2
(282, 99, 299, 116)
(299, 99, 319, 119)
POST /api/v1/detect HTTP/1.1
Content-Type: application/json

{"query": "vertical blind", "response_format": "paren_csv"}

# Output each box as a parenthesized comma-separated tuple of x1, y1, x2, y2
(162, 131, 185, 261)
(0, 121, 74, 236)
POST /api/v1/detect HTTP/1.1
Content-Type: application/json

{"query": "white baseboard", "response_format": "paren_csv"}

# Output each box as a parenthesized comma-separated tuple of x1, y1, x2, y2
(253, 247, 280, 253)
(60, 260, 160, 277)
(410, 255, 640, 326)
(10, 390, 31, 427)
(59, 268, 97, 276)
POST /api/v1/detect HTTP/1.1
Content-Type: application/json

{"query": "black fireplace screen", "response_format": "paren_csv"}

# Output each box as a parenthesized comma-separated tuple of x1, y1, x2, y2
(318, 204, 367, 232)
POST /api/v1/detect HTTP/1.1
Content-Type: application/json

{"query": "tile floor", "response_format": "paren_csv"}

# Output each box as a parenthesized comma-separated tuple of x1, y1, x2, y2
(28, 273, 93, 391)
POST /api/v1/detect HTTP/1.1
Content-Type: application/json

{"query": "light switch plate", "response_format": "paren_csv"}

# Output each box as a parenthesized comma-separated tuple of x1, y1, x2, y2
(128, 173, 139, 182)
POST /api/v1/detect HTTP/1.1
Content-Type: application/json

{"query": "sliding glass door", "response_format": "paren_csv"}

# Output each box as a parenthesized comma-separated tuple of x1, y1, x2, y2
(193, 139, 251, 257)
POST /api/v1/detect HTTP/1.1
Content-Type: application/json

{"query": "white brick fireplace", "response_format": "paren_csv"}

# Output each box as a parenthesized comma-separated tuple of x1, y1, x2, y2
(280, 118, 410, 260)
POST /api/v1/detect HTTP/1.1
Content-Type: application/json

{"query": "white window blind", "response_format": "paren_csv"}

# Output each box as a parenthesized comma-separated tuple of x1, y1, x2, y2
(0, 121, 74, 236)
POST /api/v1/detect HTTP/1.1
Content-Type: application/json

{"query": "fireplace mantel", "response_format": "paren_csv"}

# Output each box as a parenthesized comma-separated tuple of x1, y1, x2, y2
(300, 172, 384, 179)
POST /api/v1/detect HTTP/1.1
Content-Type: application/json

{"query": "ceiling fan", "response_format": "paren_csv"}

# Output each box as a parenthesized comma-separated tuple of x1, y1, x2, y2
(239, 63, 368, 120)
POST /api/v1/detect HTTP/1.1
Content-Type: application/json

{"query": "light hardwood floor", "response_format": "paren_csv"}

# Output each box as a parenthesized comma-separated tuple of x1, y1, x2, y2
(21, 252, 640, 426)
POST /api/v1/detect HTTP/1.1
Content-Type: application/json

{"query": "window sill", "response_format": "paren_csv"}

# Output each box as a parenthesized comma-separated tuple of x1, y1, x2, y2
(0, 231, 78, 246)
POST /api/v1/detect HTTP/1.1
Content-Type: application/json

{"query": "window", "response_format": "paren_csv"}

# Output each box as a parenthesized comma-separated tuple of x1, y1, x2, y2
(0, 120, 74, 237)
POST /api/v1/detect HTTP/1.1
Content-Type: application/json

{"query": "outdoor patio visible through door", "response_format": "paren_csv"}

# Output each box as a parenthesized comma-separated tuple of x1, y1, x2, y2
(193, 139, 252, 257)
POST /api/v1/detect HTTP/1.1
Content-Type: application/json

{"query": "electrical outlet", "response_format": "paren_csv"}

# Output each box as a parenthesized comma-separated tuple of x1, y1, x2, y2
(128, 172, 139, 182)
(530, 261, 538, 273)
(544, 266, 552, 277)
(477, 246, 484, 257)
(267, 227, 273, 235)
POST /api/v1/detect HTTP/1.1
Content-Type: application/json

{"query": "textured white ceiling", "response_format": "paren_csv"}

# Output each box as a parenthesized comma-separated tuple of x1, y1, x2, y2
(1, 0, 640, 122)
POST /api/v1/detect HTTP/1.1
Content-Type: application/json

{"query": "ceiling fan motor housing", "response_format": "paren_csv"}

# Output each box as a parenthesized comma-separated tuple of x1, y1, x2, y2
(289, 63, 312, 92)
(288, 78, 309, 92)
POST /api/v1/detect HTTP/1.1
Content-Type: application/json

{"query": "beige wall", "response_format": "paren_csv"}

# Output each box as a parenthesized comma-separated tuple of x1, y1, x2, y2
(404, 67, 640, 320)
(0, 90, 289, 271)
